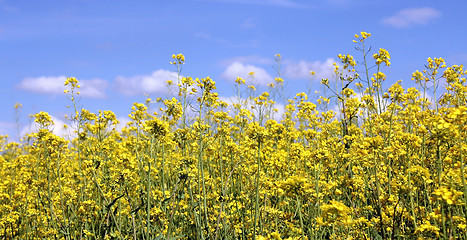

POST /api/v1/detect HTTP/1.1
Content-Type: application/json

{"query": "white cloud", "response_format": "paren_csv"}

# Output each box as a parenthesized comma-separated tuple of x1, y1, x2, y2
(20, 114, 133, 141)
(18, 76, 108, 98)
(17, 116, 131, 141)
(20, 115, 73, 140)
(18, 76, 65, 94)
(220, 56, 336, 84)
(382, 7, 441, 28)
(219, 96, 285, 121)
(115, 70, 178, 96)
(284, 58, 336, 80)
(80, 79, 108, 98)
(221, 62, 274, 85)
(115, 116, 131, 132)
(220, 55, 273, 67)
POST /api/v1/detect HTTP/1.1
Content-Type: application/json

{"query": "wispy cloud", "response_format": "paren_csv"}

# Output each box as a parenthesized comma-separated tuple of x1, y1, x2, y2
(18, 76, 108, 98)
(200, 0, 309, 8)
(284, 58, 336, 80)
(382, 7, 441, 28)
(115, 70, 178, 96)
(221, 62, 274, 85)
(194, 32, 212, 40)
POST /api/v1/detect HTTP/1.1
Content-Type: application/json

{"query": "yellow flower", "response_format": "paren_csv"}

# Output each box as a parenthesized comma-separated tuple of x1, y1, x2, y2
(34, 111, 54, 127)
(270, 232, 281, 240)
(235, 76, 245, 84)
(360, 31, 371, 39)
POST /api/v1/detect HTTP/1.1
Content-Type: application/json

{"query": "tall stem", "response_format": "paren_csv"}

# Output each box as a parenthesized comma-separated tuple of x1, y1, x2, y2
(253, 140, 262, 239)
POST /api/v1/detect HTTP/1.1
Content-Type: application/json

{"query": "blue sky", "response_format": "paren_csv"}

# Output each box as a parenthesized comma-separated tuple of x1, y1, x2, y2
(1, 0, 466, 140)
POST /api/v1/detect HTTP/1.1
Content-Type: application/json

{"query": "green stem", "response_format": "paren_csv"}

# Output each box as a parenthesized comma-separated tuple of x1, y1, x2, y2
(253, 141, 261, 239)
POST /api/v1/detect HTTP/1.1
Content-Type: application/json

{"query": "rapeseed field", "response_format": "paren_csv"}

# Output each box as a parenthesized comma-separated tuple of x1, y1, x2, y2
(1, 32, 466, 239)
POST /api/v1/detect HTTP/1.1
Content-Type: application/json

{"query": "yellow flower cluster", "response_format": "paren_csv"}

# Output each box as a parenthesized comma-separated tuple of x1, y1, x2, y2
(373, 48, 391, 66)
(171, 53, 185, 65)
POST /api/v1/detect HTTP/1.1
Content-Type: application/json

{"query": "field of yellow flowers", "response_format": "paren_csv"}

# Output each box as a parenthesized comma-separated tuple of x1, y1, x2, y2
(1, 32, 466, 239)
